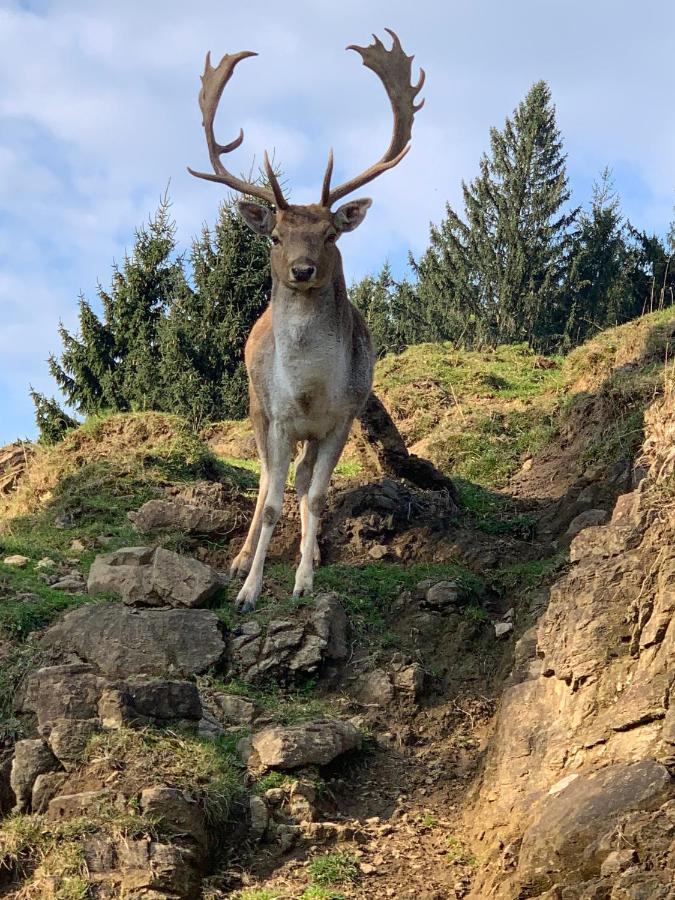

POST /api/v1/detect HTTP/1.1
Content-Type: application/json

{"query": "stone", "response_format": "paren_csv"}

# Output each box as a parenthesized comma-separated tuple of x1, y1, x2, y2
(69, 539, 86, 552)
(242, 720, 362, 770)
(51, 574, 87, 592)
(564, 509, 608, 540)
(99, 680, 202, 728)
(10, 739, 60, 812)
(518, 761, 671, 885)
(3, 554, 29, 567)
(23, 664, 105, 726)
(569, 525, 640, 562)
(47, 789, 112, 821)
(392, 664, 424, 699)
(40, 603, 226, 677)
(140, 786, 207, 849)
(249, 794, 269, 837)
(45, 718, 101, 770)
(494, 621, 514, 638)
(368, 543, 389, 559)
(230, 594, 348, 681)
(31, 772, 68, 813)
(212, 693, 258, 725)
(87, 546, 221, 608)
(116, 839, 201, 898)
(130, 498, 235, 536)
(424, 580, 459, 609)
(35, 557, 57, 570)
(600, 849, 638, 877)
(358, 669, 395, 705)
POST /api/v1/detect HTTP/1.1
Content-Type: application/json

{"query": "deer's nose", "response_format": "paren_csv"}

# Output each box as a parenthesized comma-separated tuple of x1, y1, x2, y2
(291, 264, 316, 283)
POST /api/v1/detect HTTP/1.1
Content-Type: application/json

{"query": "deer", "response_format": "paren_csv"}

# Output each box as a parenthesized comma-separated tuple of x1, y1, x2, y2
(189, 29, 425, 611)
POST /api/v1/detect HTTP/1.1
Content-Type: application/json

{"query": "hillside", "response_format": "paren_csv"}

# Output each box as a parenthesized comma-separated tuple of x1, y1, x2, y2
(0, 308, 673, 898)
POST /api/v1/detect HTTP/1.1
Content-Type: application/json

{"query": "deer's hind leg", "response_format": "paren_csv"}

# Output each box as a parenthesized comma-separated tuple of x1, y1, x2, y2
(230, 399, 270, 580)
(295, 439, 321, 567)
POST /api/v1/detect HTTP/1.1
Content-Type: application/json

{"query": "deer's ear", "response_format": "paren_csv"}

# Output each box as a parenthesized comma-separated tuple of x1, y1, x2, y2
(238, 201, 276, 235)
(333, 198, 372, 234)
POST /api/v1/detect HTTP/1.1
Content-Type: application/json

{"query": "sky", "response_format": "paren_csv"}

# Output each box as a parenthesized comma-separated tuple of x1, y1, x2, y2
(1, 0, 674, 444)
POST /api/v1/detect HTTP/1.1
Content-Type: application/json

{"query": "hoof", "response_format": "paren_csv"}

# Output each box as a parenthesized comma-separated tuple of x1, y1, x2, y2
(230, 552, 252, 580)
(236, 580, 261, 612)
(293, 569, 314, 598)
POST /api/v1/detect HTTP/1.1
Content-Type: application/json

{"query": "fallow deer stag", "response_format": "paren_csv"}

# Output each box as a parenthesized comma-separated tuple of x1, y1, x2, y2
(189, 29, 425, 610)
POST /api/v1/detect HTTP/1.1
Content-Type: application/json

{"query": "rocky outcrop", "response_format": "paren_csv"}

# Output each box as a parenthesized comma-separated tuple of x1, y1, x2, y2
(87, 546, 222, 608)
(469, 394, 675, 898)
(40, 603, 226, 677)
(129, 498, 235, 536)
(229, 593, 348, 681)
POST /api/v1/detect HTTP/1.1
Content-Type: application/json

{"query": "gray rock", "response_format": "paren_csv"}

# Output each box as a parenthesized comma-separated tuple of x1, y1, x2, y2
(213, 693, 258, 725)
(564, 509, 608, 540)
(32, 772, 68, 813)
(494, 621, 514, 638)
(117, 839, 201, 898)
(10, 739, 60, 812)
(424, 580, 459, 609)
(130, 498, 235, 536)
(40, 603, 226, 677)
(358, 669, 395, 705)
(99, 680, 202, 728)
(47, 789, 113, 821)
(392, 664, 424, 699)
(140, 786, 207, 849)
(87, 546, 220, 608)
(22, 664, 105, 726)
(242, 720, 362, 770)
(249, 794, 269, 838)
(51, 574, 87, 592)
(45, 718, 100, 770)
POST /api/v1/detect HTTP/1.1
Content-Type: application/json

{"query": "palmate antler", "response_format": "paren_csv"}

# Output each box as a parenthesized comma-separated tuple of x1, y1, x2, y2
(188, 30, 424, 210)
(187, 50, 288, 209)
(321, 29, 425, 206)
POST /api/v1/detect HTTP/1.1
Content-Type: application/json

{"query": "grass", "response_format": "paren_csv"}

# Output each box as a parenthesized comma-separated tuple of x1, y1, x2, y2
(301, 887, 348, 900)
(205, 675, 339, 727)
(445, 835, 478, 867)
(308, 851, 360, 887)
(455, 479, 536, 537)
(489, 554, 567, 595)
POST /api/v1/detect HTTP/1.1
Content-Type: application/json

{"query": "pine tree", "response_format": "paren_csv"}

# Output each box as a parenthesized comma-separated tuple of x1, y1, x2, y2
(29, 390, 79, 445)
(415, 80, 576, 350)
(158, 196, 272, 427)
(45, 196, 186, 419)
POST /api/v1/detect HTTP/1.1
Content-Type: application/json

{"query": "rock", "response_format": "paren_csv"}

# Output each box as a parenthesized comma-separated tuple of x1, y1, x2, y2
(31, 772, 68, 813)
(47, 789, 114, 821)
(10, 739, 60, 812)
(23, 664, 105, 726)
(45, 718, 100, 770)
(249, 794, 269, 838)
(3, 554, 29, 567)
(69, 539, 86, 552)
(424, 580, 459, 609)
(35, 557, 57, 570)
(116, 839, 201, 898)
(40, 603, 226, 677)
(242, 720, 362, 770)
(600, 848, 638, 876)
(569, 524, 640, 562)
(87, 546, 221, 608)
(517, 761, 671, 886)
(130, 498, 235, 536)
(140, 786, 207, 849)
(368, 543, 389, 559)
(392, 664, 424, 699)
(494, 621, 514, 638)
(230, 593, 348, 681)
(99, 680, 202, 728)
(564, 509, 608, 540)
(51, 574, 87, 592)
(358, 669, 395, 705)
(212, 693, 258, 725)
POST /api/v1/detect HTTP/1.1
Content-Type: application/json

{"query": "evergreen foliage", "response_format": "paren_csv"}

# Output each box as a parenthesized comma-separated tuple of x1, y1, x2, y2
(414, 80, 576, 350)
(349, 264, 421, 357)
(29, 391, 79, 445)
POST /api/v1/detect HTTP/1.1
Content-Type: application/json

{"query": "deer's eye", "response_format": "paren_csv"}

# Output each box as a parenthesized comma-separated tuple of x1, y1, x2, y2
(271, 235, 280, 246)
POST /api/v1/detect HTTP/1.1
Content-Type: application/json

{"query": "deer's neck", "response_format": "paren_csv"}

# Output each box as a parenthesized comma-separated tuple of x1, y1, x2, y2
(270, 265, 351, 338)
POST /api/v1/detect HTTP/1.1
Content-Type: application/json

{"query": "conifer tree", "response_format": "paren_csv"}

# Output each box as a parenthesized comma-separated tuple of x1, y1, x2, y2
(29, 390, 79, 445)
(158, 196, 272, 427)
(415, 80, 576, 350)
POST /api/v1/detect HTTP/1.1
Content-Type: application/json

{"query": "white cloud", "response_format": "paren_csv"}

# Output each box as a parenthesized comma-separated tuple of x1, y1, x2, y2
(1, 0, 674, 442)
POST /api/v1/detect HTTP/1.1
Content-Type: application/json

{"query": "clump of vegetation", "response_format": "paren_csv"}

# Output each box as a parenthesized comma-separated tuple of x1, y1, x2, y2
(307, 851, 360, 887)
(445, 834, 478, 867)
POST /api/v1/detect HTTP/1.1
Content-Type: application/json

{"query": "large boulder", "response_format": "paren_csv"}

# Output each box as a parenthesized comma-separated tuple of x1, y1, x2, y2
(129, 498, 235, 536)
(10, 739, 60, 812)
(40, 604, 226, 677)
(240, 720, 362, 771)
(87, 546, 221, 608)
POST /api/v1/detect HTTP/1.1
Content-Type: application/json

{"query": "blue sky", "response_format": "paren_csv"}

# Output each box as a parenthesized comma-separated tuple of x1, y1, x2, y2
(1, 0, 674, 444)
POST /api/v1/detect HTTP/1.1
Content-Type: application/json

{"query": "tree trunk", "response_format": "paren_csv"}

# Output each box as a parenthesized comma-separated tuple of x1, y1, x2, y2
(354, 393, 458, 500)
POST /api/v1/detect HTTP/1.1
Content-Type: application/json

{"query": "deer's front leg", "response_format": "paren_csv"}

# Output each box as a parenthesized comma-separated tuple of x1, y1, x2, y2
(293, 420, 351, 597)
(236, 424, 293, 612)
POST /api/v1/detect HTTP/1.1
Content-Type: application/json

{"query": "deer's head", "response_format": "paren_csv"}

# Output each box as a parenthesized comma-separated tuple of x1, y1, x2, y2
(188, 30, 424, 292)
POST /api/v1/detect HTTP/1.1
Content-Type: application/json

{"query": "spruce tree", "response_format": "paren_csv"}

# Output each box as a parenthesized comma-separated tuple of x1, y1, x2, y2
(415, 80, 576, 350)
(158, 195, 272, 427)
(29, 390, 79, 445)
(45, 196, 186, 419)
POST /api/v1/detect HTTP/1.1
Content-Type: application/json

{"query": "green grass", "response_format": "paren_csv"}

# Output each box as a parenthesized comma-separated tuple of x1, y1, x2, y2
(490, 554, 567, 595)
(455, 479, 536, 537)
(301, 887, 348, 900)
(308, 851, 360, 887)
(0, 566, 93, 638)
(206, 676, 338, 726)
(445, 835, 478, 867)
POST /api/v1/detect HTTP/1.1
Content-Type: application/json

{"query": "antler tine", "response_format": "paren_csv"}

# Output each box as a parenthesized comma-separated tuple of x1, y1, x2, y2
(325, 29, 425, 206)
(320, 149, 334, 207)
(188, 50, 288, 209)
(263, 151, 289, 210)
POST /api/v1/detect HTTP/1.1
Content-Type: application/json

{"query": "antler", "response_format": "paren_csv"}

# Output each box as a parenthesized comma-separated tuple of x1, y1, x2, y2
(322, 28, 425, 207)
(188, 50, 288, 209)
